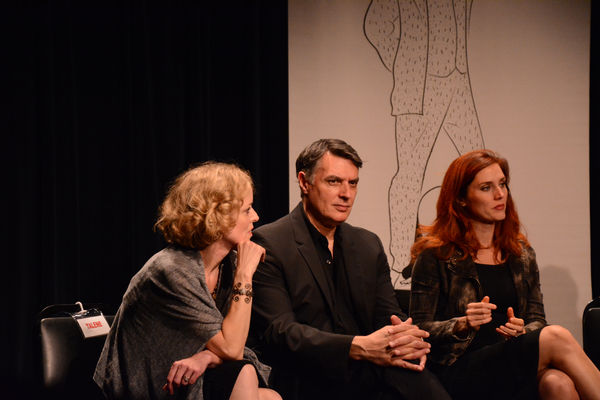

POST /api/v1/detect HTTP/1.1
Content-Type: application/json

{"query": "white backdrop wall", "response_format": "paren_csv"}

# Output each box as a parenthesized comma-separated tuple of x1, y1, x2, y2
(288, 0, 591, 343)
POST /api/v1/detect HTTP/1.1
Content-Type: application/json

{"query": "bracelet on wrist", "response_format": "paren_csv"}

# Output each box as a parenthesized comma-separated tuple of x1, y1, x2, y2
(232, 282, 253, 304)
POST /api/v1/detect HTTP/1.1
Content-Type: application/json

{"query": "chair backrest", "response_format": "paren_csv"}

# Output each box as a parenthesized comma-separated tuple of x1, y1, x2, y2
(39, 310, 114, 400)
(583, 297, 600, 369)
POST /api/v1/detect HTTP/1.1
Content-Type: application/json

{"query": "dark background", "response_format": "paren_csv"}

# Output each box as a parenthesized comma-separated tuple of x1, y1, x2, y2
(1, 2, 288, 398)
(1, 1, 597, 399)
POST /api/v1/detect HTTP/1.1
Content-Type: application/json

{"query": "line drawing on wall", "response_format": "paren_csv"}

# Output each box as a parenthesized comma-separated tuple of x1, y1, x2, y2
(364, 0, 485, 289)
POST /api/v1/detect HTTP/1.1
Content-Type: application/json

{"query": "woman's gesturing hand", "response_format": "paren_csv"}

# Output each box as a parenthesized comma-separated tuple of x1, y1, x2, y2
(465, 296, 497, 331)
(496, 307, 525, 339)
(454, 296, 497, 337)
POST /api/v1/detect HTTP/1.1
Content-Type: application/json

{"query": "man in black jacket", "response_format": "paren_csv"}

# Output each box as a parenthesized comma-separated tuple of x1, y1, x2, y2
(249, 139, 450, 400)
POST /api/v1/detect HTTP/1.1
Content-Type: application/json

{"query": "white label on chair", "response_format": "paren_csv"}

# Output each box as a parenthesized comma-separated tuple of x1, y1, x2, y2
(76, 315, 110, 338)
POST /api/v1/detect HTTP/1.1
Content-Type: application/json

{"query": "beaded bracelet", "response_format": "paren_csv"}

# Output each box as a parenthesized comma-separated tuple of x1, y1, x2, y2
(232, 282, 253, 304)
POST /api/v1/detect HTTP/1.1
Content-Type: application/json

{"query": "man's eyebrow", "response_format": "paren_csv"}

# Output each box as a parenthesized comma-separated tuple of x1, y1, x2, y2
(323, 175, 359, 182)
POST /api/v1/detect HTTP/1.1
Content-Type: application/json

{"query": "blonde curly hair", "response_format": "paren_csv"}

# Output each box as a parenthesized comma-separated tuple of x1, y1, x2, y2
(154, 162, 254, 250)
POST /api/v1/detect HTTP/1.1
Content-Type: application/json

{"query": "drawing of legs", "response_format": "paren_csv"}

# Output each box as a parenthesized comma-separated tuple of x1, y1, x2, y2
(389, 71, 483, 288)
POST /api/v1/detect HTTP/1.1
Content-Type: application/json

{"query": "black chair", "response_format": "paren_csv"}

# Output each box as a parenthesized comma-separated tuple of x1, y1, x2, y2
(37, 303, 114, 400)
(583, 297, 600, 369)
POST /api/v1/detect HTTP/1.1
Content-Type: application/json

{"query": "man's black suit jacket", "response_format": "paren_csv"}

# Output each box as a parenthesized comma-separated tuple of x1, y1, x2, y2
(249, 203, 407, 398)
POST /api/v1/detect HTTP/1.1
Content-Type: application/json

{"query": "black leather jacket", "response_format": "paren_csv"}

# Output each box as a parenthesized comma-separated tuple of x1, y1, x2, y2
(409, 245, 547, 366)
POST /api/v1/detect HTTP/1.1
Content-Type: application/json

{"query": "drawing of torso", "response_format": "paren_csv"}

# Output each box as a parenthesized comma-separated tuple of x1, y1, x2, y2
(365, 0, 484, 288)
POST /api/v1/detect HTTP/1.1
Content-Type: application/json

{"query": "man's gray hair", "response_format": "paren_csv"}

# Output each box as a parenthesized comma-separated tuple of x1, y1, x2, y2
(295, 139, 363, 188)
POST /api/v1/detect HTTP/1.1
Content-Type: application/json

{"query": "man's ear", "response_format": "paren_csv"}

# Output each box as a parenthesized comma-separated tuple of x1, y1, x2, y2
(298, 172, 310, 195)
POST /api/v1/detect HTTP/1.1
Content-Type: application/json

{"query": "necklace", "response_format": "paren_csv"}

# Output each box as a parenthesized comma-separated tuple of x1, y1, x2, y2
(211, 264, 223, 300)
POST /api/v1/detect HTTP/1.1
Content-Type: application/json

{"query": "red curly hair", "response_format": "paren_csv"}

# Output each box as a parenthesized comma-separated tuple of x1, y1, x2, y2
(411, 149, 529, 262)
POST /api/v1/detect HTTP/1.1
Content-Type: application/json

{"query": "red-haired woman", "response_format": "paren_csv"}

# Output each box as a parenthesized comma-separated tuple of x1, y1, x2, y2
(410, 149, 600, 400)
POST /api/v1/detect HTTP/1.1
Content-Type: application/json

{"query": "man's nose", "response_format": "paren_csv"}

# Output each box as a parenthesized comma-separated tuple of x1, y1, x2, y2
(339, 183, 350, 198)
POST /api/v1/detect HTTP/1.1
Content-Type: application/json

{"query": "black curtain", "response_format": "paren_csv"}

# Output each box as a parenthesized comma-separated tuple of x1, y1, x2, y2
(1, 2, 288, 398)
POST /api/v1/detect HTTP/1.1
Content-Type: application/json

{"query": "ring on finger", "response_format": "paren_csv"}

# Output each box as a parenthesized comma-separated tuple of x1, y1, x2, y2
(183, 376, 190, 383)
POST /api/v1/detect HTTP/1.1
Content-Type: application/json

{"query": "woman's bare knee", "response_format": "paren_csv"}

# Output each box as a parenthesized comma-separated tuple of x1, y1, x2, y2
(541, 325, 578, 347)
(539, 326, 581, 367)
(538, 368, 579, 400)
(230, 365, 260, 400)
(258, 387, 282, 400)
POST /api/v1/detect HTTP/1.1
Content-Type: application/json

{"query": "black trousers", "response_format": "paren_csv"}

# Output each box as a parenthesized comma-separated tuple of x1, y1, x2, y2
(290, 362, 451, 400)
(381, 364, 451, 400)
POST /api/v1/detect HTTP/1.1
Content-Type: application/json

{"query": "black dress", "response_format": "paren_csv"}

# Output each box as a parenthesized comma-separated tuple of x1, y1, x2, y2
(203, 271, 266, 400)
(429, 262, 541, 400)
